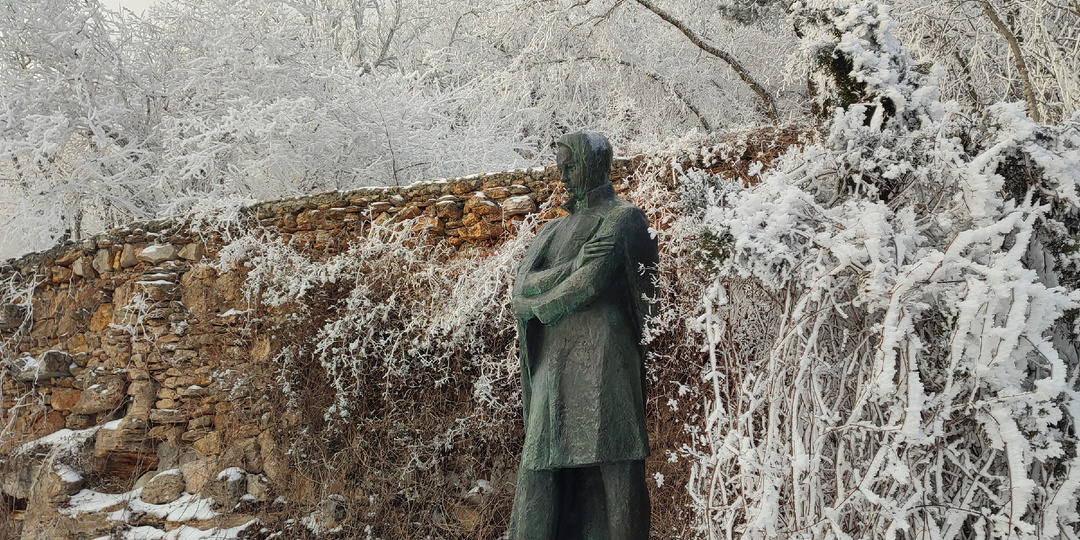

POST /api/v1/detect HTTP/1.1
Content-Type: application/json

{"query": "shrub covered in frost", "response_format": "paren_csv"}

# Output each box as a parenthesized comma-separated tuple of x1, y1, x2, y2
(683, 3, 1080, 539)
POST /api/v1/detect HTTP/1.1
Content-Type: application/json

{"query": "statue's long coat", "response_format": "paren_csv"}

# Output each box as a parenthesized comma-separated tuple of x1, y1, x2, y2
(513, 183, 657, 470)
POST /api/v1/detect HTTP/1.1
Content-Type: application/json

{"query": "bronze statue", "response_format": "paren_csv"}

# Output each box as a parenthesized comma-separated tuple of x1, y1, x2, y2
(509, 131, 657, 539)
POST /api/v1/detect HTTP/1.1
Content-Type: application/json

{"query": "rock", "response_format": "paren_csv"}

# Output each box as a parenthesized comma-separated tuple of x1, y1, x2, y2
(183, 429, 212, 443)
(464, 194, 500, 216)
(72, 376, 126, 415)
(501, 195, 537, 217)
(39, 463, 85, 505)
(258, 430, 289, 486)
(149, 409, 189, 424)
(435, 200, 463, 220)
(66, 334, 90, 354)
(180, 458, 216, 494)
(204, 467, 247, 510)
(396, 205, 423, 219)
(295, 210, 321, 230)
(65, 414, 95, 430)
(157, 441, 182, 471)
(50, 388, 82, 411)
(3, 453, 84, 509)
(177, 385, 209, 397)
(246, 473, 270, 502)
(188, 415, 213, 430)
(220, 437, 262, 474)
(147, 425, 183, 443)
(94, 417, 157, 480)
(134, 469, 157, 490)
(194, 431, 223, 458)
(72, 257, 97, 279)
(141, 470, 186, 504)
(137, 244, 179, 264)
(120, 244, 139, 268)
(178, 243, 204, 262)
(0, 303, 27, 332)
(11, 351, 72, 382)
(411, 216, 445, 236)
(483, 186, 511, 199)
(89, 304, 114, 332)
(2, 453, 40, 499)
(92, 249, 112, 274)
(51, 266, 72, 283)
(460, 221, 505, 244)
(55, 249, 82, 266)
(127, 380, 158, 419)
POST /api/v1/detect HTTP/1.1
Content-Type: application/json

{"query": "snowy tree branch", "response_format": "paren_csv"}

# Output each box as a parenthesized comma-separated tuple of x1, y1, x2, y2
(976, 0, 1042, 122)
(628, 0, 779, 123)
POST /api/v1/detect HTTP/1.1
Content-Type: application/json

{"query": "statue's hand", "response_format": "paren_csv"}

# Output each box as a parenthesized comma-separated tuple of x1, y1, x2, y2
(519, 265, 571, 297)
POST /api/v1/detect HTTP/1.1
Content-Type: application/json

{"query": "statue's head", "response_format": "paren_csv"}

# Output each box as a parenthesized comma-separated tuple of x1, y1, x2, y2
(556, 131, 612, 199)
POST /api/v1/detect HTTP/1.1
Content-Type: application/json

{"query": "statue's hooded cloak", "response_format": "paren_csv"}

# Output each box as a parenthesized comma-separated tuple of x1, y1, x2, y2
(513, 132, 658, 469)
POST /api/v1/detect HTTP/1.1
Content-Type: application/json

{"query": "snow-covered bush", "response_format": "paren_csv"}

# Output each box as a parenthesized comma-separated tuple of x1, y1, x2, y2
(684, 3, 1080, 538)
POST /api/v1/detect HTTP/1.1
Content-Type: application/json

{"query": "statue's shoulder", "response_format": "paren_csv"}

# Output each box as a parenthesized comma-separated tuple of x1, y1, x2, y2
(605, 197, 649, 226)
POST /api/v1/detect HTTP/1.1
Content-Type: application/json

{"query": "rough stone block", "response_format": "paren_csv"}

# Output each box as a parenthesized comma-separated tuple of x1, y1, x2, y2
(93, 417, 157, 481)
(72, 376, 126, 415)
(11, 351, 72, 382)
(92, 249, 112, 274)
(0, 303, 27, 332)
(141, 470, 186, 504)
(435, 200, 463, 220)
(120, 244, 139, 268)
(246, 473, 270, 502)
(72, 257, 97, 279)
(483, 186, 510, 199)
(205, 470, 247, 511)
(51, 266, 72, 283)
(220, 437, 262, 474)
(180, 458, 216, 494)
(411, 216, 445, 236)
(464, 194, 500, 216)
(149, 409, 189, 424)
(65, 414, 95, 430)
(460, 221, 505, 244)
(177, 242, 204, 262)
(50, 388, 82, 411)
(501, 195, 538, 217)
(89, 304, 114, 332)
(127, 380, 158, 419)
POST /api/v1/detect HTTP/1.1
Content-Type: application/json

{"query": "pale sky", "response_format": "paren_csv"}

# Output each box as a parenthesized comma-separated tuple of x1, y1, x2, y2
(102, 0, 160, 16)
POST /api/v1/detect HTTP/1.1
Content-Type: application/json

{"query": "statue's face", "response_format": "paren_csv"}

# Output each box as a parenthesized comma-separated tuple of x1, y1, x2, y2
(557, 145, 588, 198)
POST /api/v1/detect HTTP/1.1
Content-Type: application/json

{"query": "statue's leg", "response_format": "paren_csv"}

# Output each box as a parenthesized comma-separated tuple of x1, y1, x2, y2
(599, 460, 650, 540)
(563, 466, 609, 540)
(508, 465, 558, 540)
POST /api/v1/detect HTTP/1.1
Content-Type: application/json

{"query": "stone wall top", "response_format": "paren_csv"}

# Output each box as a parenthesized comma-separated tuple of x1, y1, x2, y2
(2, 157, 644, 280)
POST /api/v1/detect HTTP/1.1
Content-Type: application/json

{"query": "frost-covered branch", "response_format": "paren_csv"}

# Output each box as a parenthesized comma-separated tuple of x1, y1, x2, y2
(976, 0, 1042, 122)
(629, 0, 779, 122)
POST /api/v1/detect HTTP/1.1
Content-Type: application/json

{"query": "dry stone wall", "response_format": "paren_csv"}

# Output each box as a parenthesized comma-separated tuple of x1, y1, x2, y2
(0, 160, 643, 540)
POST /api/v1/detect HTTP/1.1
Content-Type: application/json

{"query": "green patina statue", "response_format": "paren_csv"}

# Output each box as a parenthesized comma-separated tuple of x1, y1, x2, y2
(509, 131, 657, 539)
